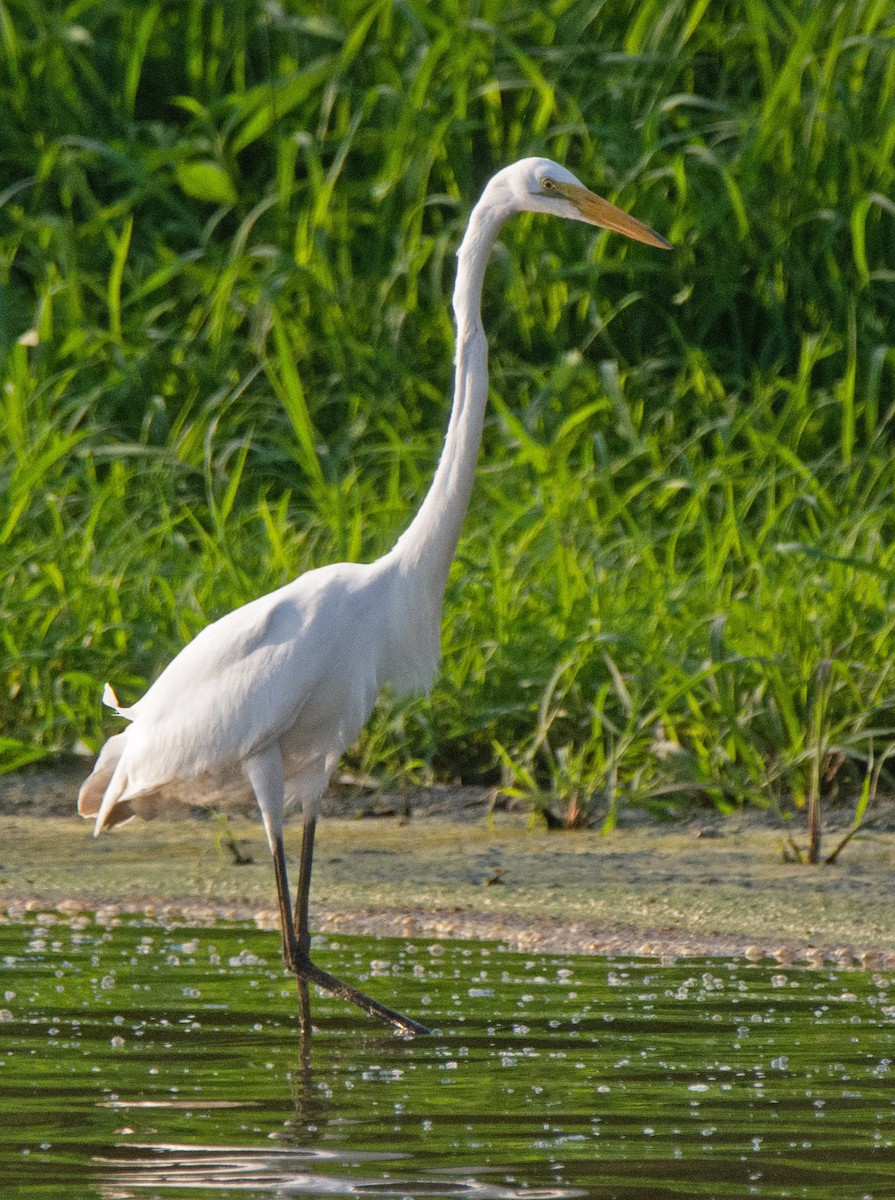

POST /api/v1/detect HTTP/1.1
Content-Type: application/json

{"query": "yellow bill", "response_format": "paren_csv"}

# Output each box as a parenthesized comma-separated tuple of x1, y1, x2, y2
(558, 181, 672, 250)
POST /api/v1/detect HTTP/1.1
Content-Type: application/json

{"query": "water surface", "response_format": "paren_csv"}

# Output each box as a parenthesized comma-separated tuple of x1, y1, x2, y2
(1, 913, 892, 1198)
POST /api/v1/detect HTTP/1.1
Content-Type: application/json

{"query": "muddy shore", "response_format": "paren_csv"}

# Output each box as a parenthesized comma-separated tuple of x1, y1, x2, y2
(2, 760, 893, 968)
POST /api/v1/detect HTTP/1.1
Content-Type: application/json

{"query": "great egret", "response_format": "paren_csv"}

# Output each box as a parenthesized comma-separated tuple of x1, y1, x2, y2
(79, 158, 670, 1035)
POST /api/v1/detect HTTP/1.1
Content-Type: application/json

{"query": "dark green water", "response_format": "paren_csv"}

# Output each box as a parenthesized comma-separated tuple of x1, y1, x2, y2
(0, 914, 892, 1199)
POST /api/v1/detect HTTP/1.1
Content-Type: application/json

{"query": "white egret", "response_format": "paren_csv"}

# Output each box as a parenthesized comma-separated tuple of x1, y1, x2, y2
(79, 158, 670, 1034)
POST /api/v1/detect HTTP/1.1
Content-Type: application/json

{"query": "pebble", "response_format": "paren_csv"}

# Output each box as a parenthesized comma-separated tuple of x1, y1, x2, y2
(2, 886, 894, 974)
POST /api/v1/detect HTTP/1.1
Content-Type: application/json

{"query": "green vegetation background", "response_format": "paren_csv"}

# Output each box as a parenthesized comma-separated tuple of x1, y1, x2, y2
(1, 0, 894, 823)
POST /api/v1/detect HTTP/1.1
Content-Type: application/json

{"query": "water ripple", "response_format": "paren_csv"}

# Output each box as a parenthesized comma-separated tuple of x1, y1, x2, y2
(96, 1141, 584, 1197)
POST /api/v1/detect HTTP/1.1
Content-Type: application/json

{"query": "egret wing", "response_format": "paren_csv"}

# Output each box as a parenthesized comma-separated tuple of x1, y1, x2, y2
(106, 563, 384, 801)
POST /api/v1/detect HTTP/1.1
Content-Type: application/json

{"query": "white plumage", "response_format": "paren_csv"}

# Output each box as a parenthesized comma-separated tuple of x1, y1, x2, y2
(79, 158, 670, 1034)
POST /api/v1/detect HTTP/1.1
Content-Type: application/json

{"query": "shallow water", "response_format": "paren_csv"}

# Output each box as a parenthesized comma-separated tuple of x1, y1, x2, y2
(0, 915, 892, 1199)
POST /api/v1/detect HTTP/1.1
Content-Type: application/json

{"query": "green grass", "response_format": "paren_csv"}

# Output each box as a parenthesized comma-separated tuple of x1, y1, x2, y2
(2, 0, 895, 827)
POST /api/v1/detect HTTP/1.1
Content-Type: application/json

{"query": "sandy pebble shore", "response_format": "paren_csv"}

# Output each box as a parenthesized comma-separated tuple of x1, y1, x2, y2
(2, 761, 894, 970)
(5, 895, 894, 969)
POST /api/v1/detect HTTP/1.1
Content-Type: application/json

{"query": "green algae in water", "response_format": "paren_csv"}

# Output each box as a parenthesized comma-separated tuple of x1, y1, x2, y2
(0, 915, 893, 1198)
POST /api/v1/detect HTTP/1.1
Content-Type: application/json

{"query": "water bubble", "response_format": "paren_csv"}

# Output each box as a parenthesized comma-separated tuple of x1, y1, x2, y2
(227, 951, 263, 967)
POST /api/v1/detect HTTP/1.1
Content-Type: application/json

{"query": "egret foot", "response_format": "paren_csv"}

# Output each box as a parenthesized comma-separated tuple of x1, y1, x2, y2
(286, 943, 430, 1036)
(274, 833, 429, 1035)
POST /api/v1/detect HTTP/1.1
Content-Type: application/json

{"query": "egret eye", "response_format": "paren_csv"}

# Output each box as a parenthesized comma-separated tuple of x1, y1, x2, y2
(540, 178, 556, 191)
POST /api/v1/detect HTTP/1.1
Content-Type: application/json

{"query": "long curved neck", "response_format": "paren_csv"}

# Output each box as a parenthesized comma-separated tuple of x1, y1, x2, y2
(390, 190, 512, 594)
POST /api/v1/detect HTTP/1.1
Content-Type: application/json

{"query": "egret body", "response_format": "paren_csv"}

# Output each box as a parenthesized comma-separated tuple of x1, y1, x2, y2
(79, 158, 670, 1034)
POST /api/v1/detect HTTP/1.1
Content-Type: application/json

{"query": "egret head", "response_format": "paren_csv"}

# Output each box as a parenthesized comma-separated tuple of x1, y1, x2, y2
(487, 157, 671, 250)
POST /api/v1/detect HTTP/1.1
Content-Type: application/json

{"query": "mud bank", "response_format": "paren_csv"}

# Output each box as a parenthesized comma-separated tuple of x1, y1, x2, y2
(1, 761, 893, 967)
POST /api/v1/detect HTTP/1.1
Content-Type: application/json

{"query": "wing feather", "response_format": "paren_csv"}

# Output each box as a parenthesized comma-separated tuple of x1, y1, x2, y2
(95, 563, 385, 804)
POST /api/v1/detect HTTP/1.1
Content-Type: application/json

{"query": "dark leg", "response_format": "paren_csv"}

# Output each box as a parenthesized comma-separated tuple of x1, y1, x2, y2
(293, 815, 317, 957)
(273, 831, 298, 958)
(272, 833, 313, 1034)
(272, 833, 429, 1036)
